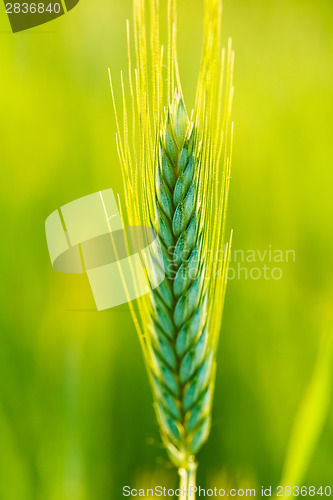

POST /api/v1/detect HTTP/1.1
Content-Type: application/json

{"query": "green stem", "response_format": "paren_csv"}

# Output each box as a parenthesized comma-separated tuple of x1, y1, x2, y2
(178, 461, 197, 500)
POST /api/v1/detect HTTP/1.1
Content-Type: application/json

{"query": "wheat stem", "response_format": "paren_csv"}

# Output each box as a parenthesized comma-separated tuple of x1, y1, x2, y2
(179, 460, 197, 499)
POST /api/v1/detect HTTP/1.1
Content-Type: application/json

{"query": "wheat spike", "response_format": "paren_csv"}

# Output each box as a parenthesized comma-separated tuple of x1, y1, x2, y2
(149, 92, 213, 469)
(110, 0, 234, 491)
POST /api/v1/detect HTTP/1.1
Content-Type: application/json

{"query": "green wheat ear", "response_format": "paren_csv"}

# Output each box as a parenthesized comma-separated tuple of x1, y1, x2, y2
(150, 93, 213, 469)
(110, 0, 234, 492)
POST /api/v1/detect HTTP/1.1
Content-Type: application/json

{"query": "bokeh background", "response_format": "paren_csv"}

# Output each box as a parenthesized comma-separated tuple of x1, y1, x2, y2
(0, 0, 332, 498)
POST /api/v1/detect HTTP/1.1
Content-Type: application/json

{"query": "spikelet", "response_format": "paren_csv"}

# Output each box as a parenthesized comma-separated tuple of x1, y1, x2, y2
(109, 0, 234, 478)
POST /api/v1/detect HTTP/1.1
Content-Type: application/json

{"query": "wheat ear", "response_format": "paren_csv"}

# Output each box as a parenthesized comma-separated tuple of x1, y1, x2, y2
(109, 0, 234, 495)
(150, 93, 213, 472)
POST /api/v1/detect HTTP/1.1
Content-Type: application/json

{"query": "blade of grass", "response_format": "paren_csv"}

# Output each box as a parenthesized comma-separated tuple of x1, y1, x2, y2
(280, 326, 333, 489)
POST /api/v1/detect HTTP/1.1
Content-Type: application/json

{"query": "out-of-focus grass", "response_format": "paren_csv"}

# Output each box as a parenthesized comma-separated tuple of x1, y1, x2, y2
(0, 0, 332, 498)
(281, 327, 333, 488)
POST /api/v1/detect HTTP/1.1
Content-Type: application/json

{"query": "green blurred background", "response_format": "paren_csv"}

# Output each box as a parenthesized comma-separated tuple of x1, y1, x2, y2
(0, 0, 332, 498)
